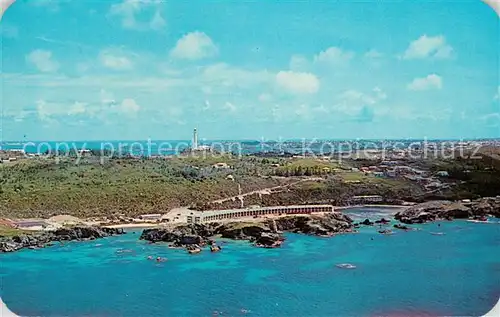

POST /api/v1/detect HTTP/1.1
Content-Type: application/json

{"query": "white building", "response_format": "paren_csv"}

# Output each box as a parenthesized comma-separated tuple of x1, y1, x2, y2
(192, 128, 198, 150)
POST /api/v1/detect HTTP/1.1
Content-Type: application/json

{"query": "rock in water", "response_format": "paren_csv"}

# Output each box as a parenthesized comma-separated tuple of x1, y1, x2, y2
(254, 233, 284, 248)
(139, 213, 354, 249)
(395, 197, 500, 224)
(0, 226, 125, 253)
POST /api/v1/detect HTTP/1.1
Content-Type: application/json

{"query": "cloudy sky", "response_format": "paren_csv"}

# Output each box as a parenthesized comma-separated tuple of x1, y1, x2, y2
(1, 0, 499, 141)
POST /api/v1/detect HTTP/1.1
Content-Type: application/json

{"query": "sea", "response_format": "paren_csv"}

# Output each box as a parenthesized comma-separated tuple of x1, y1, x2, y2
(1, 208, 499, 317)
(3, 139, 497, 157)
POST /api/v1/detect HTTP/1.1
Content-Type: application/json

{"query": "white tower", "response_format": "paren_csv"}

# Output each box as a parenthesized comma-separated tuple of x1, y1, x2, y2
(192, 128, 198, 150)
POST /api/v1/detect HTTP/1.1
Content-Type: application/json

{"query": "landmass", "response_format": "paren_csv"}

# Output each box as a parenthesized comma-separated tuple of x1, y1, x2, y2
(0, 225, 124, 252)
(1, 141, 499, 252)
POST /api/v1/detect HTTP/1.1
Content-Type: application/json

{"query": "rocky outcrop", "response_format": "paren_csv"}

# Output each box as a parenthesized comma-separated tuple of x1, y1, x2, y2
(140, 212, 355, 249)
(395, 201, 459, 224)
(470, 197, 500, 218)
(359, 219, 374, 226)
(217, 223, 269, 240)
(140, 223, 220, 247)
(271, 213, 353, 236)
(394, 197, 500, 224)
(0, 226, 125, 253)
(254, 232, 284, 248)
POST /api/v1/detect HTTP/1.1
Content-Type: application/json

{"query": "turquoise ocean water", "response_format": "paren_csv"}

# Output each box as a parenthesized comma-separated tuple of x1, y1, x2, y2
(1, 209, 499, 317)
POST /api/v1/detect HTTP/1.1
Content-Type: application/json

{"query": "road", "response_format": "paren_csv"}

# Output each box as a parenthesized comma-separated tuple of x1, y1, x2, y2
(211, 177, 324, 204)
(162, 177, 324, 223)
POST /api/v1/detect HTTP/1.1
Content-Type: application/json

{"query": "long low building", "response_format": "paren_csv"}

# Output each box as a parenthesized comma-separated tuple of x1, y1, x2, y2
(187, 205, 334, 224)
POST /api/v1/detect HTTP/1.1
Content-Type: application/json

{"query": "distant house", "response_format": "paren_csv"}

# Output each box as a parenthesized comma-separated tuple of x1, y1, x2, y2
(78, 149, 92, 157)
(385, 170, 396, 178)
(213, 162, 230, 169)
(373, 172, 384, 178)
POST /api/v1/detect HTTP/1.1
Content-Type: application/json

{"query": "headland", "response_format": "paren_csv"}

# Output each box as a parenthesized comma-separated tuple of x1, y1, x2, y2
(1, 140, 499, 252)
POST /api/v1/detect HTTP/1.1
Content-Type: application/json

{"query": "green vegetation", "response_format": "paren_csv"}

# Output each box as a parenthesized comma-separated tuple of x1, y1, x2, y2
(0, 156, 291, 219)
(274, 158, 339, 176)
(428, 152, 500, 199)
(2, 150, 498, 220)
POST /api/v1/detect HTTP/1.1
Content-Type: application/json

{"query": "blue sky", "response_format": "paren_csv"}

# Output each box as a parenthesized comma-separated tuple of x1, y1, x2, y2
(1, 0, 499, 141)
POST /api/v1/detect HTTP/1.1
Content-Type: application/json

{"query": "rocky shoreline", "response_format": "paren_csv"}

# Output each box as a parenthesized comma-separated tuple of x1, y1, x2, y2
(0, 226, 125, 253)
(2, 197, 498, 254)
(140, 213, 354, 250)
(394, 197, 500, 224)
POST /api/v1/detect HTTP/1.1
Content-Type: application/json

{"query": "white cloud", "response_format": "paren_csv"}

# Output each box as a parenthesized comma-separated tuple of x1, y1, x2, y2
(109, 0, 165, 31)
(170, 31, 218, 60)
(68, 101, 87, 115)
(35, 100, 72, 121)
(334, 87, 388, 115)
(494, 86, 500, 101)
(407, 74, 443, 91)
(26, 50, 59, 72)
(372, 87, 387, 100)
(276, 71, 319, 95)
(120, 98, 141, 115)
(289, 54, 310, 71)
(403, 35, 453, 60)
(364, 49, 383, 59)
(99, 49, 134, 70)
(314, 47, 354, 66)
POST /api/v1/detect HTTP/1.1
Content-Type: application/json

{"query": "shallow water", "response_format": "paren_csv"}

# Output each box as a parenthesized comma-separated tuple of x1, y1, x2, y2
(1, 209, 499, 317)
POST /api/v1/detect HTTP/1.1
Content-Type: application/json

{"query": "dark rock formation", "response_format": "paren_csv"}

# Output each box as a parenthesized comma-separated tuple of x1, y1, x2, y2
(271, 213, 353, 236)
(0, 226, 125, 253)
(210, 244, 221, 252)
(359, 219, 374, 226)
(470, 197, 500, 218)
(254, 232, 284, 248)
(217, 223, 269, 240)
(394, 197, 500, 224)
(393, 224, 411, 231)
(140, 223, 221, 247)
(140, 212, 354, 249)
